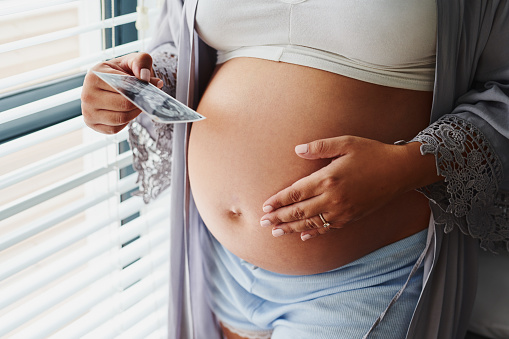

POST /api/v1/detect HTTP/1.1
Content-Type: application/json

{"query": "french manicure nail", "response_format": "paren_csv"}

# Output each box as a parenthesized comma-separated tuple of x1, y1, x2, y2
(263, 205, 273, 213)
(301, 234, 312, 241)
(156, 79, 164, 88)
(272, 229, 285, 237)
(260, 219, 272, 227)
(140, 68, 150, 82)
(295, 144, 308, 154)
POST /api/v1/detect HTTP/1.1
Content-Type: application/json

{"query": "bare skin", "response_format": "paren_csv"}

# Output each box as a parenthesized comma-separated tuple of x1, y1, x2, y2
(188, 57, 440, 275)
(220, 323, 250, 339)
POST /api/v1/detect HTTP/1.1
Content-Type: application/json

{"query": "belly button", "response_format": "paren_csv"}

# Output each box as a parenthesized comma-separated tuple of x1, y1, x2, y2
(228, 208, 243, 218)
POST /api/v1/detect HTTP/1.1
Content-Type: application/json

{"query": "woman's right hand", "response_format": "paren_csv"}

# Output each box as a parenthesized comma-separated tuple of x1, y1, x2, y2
(81, 52, 163, 134)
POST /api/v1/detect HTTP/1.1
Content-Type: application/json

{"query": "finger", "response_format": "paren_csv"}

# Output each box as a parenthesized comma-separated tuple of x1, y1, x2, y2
(271, 215, 333, 238)
(300, 227, 329, 241)
(295, 136, 355, 160)
(84, 108, 141, 127)
(88, 53, 160, 90)
(152, 77, 164, 88)
(260, 195, 325, 227)
(271, 215, 322, 235)
(82, 88, 140, 127)
(262, 171, 324, 213)
(279, 212, 334, 234)
(88, 122, 130, 135)
(299, 213, 338, 241)
(83, 69, 121, 93)
(83, 86, 138, 110)
(118, 52, 154, 80)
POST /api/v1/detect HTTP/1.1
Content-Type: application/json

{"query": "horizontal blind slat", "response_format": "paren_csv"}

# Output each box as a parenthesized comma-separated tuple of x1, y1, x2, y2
(0, 173, 138, 251)
(0, 13, 139, 54)
(0, 0, 78, 17)
(0, 88, 81, 125)
(83, 290, 168, 339)
(0, 205, 169, 309)
(49, 268, 168, 339)
(0, 118, 85, 158)
(3, 244, 169, 338)
(145, 328, 168, 339)
(0, 193, 147, 281)
(115, 305, 168, 339)
(0, 134, 112, 190)
(0, 192, 111, 251)
(0, 39, 150, 92)
(0, 151, 132, 221)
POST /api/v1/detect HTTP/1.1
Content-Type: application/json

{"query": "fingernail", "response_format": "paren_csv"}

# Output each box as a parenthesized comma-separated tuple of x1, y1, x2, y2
(156, 79, 164, 88)
(272, 229, 285, 237)
(301, 234, 312, 241)
(295, 144, 308, 154)
(262, 205, 273, 213)
(140, 68, 150, 82)
(260, 219, 272, 227)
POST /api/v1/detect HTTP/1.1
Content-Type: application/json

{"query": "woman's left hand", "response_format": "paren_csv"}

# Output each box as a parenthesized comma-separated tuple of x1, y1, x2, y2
(259, 136, 420, 241)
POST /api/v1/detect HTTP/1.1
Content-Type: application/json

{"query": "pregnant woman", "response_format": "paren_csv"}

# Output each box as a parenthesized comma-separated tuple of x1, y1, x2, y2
(81, 1, 509, 338)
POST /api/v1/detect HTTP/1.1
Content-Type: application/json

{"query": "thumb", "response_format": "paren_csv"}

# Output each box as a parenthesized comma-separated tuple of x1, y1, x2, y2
(294, 137, 346, 160)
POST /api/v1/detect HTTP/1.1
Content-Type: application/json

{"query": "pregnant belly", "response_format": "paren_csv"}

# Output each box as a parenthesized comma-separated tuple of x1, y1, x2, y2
(188, 58, 433, 275)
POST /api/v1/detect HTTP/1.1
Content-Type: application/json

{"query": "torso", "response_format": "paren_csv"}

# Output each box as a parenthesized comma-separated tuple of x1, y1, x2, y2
(188, 57, 433, 275)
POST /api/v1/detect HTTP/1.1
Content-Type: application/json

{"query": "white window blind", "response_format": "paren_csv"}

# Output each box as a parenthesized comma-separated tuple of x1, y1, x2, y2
(0, 1, 171, 338)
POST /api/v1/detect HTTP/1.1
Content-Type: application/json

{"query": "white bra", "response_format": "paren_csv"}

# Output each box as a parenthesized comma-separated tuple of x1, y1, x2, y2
(195, 0, 437, 91)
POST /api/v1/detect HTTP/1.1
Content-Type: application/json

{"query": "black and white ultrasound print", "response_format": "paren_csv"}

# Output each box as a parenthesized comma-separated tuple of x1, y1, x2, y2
(94, 71, 205, 123)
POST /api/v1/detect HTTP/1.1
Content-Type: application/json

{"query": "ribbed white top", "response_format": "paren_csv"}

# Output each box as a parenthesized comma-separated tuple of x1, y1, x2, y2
(196, 0, 437, 91)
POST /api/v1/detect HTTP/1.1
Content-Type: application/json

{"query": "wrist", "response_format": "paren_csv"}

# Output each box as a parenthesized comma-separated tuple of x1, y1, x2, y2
(395, 141, 443, 193)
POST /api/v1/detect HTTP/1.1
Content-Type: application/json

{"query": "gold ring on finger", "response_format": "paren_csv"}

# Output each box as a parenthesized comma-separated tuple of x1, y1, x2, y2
(318, 213, 331, 228)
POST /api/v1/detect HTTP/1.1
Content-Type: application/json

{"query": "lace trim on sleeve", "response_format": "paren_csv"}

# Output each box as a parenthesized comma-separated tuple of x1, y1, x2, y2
(412, 115, 509, 252)
(127, 44, 177, 203)
(151, 45, 177, 98)
(128, 120, 173, 203)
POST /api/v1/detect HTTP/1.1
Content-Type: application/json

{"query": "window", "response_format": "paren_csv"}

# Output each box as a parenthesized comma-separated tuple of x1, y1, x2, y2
(0, 1, 171, 337)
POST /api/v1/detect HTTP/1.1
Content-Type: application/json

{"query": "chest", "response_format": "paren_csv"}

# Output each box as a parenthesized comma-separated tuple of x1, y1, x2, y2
(195, 0, 437, 67)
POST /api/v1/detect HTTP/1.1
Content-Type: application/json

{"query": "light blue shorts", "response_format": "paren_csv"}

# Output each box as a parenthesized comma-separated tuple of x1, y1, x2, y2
(204, 228, 427, 339)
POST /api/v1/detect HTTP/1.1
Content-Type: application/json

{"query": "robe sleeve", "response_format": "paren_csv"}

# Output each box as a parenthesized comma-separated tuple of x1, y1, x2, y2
(411, 2, 509, 252)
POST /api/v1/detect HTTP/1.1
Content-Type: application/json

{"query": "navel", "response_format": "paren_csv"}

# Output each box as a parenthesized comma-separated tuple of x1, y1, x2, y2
(227, 207, 243, 219)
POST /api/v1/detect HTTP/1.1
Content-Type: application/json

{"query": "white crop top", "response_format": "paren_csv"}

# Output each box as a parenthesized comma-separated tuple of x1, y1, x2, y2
(195, 0, 437, 91)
